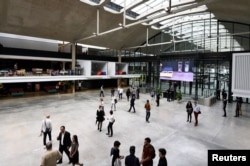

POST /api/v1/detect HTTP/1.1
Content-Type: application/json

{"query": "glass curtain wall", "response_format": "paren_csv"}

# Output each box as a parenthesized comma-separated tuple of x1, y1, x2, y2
(127, 20, 250, 99)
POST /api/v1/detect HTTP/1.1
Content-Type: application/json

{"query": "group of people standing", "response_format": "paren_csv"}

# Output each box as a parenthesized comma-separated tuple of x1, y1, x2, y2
(185, 101, 201, 126)
(40, 115, 83, 166)
(185, 88, 244, 127)
(96, 98, 116, 137)
(110, 137, 167, 166)
(219, 89, 243, 118)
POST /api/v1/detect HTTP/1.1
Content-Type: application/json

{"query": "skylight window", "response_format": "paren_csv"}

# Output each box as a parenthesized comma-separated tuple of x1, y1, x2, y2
(131, 0, 167, 15)
(111, 0, 139, 7)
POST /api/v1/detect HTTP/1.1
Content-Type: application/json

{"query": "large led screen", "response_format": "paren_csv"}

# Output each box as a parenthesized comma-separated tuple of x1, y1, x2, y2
(160, 60, 194, 82)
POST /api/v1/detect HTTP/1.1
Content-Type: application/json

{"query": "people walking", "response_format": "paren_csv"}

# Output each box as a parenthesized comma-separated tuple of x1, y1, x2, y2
(126, 88, 131, 102)
(118, 87, 123, 100)
(136, 87, 140, 99)
(128, 96, 136, 113)
(56, 126, 72, 164)
(144, 100, 151, 123)
(100, 85, 104, 97)
(106, 110, 115, 137)
(111, 96, 117, 111)
(222, 92, 227, 117)
(111, 88, 115, 97)
(186, 101, 193, 123)
(96, 105, 105, 132)
(41, 114, 52, 146)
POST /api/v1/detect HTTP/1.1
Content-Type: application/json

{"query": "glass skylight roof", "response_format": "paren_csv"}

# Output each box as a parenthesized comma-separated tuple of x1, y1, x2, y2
(131, 0, 167, 15)
(74, 1, 245, 52)
(111, 0, 139, 7)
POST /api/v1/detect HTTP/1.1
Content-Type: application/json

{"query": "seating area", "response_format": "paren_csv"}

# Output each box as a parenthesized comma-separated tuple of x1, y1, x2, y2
(32, 68, 43, 75)
(16, 69, 26, 76)
(116, 71, 127, 75)
(9, 88, 24, 96)
(44, 86, 57, 93)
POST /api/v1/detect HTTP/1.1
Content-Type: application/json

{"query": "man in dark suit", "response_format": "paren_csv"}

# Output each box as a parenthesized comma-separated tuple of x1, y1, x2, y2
(56, 126, 72, 164)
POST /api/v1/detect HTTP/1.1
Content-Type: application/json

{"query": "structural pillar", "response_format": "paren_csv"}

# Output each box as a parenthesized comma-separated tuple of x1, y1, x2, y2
(71, 43, 76, 94)
(117, 50, 122, 87)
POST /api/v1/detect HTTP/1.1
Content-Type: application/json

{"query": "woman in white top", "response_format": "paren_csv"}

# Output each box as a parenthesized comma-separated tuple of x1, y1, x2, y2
(193, 101, 201, 126)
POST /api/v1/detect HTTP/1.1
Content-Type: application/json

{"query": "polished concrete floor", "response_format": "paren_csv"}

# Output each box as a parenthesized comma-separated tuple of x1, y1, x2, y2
(0, 90, 250, 166)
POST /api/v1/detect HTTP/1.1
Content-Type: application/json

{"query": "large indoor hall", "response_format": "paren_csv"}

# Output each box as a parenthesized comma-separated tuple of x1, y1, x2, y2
(0, 90, 249, 166)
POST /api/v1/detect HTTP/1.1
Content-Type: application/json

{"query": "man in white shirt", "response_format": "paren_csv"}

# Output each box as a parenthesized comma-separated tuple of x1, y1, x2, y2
(106, 110, 115, 137)
(118, 87, 123, 100)
(100, 85, 104, 97)
(41, 114, 52, 146)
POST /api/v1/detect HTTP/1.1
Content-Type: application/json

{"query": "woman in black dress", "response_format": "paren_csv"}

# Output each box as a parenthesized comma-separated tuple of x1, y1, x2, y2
(70, 135, 83, 166)
(186, 101, 193, 123)
(96, 105, 105, 132)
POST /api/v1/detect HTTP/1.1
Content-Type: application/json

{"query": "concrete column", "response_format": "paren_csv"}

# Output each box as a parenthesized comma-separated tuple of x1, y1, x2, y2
(118, 50, 122, 63)
(62, 62, 65, 70)
(71, 43, 76, 94)
(117, 50, 122, 87)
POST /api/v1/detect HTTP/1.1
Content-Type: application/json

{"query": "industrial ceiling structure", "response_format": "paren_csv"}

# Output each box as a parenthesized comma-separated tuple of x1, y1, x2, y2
(0, 0, 250, 53)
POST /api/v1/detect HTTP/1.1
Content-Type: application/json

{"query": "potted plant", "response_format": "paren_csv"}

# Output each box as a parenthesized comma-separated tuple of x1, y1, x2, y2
(156, 87, 162, 96)
(176, 89, 182, 103)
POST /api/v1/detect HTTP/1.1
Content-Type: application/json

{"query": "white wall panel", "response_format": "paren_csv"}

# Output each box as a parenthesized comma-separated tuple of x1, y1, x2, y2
(232, 53, 250, 97)
(108, 62, 115, 75)
(78, 60, 91, 76)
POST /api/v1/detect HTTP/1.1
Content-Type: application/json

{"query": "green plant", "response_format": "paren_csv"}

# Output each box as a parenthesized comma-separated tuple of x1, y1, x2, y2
(156, 87, 162, 94)
(176, 89, 182, 100)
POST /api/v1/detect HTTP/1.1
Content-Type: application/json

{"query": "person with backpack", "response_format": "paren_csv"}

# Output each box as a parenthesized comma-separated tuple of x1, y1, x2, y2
(140, 137, 155, 166)
(41, 114, 52, 147)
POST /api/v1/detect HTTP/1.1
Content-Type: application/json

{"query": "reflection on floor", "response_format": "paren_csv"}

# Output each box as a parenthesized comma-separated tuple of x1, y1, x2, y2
(0, 90, 249, 166)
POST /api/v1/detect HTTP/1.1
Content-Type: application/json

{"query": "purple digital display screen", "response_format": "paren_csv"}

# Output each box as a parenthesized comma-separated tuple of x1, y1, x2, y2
(160, 60, 194, 82)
